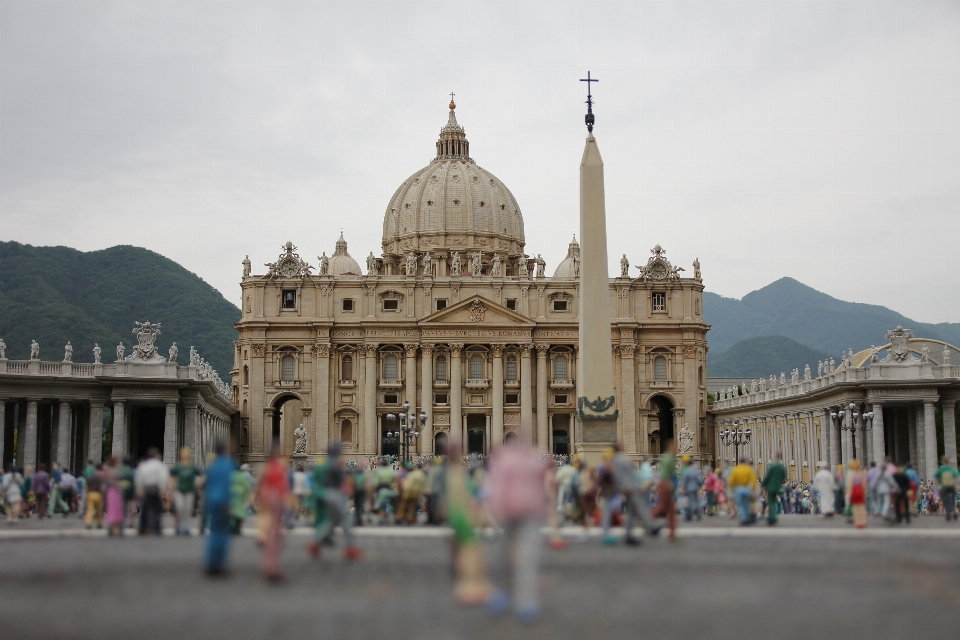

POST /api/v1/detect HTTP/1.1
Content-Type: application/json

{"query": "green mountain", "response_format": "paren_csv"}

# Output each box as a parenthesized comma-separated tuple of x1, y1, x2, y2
(708, 335, 832, 378)
(0, 242, 239, 375)
(704, 277, 960, 358)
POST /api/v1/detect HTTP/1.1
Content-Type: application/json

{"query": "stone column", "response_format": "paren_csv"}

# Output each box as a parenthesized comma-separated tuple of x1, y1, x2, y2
(908, 406, 918, 469)
(56, 402, 71, 468)
(23, 400, 38, 469)
(182, 398, 199, 465)
(924, 401, 938, 480)
(421, 344, 434, 456)
(843, 404, 854, 465)
(364, 345, 378, 456)
(315, 344, 331, 450)
(942, 400, 957, 467)
(915, 404, 926, 477)
(619, 345, 637, 455)
(111, 401, 127, 460)
(163, 401, 178, 466)
(88, 401, 104, 464)
(449, 344, 463, 455)
(0, 399, 5, 468)
(492, 344, 504, 448)
(820, 409, 831, 467)
(519, 345, 534, 445)
(536, 345, 549, 453)
(404, 343, 418, 416)
(872, 403, 885, 465)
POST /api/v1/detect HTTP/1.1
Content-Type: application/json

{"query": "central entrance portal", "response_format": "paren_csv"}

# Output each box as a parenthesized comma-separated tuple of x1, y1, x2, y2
(466, 414, 486, 454)
(131, 406, 165, 462)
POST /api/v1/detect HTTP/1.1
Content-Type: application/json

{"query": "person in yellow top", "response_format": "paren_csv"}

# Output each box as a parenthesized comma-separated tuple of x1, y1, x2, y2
(728, 457, 758, 525)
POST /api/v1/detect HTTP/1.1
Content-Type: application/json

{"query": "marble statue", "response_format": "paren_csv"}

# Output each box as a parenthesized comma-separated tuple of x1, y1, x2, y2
(93, 343, 101, 364)
(242, 255, 251, 277)
(759, 378, 766, 392)
(944, 345, 951, 365)
(677, 424, 694, 453)
(921, 344, 930, 363)
(30, 339, 40, 360)
(405, 252, 418, 276)
(535, 254, 546, 278)
(293, 423, 307, 454)
(422, 251, 433, 277)
(751, 379, 758, 394)
(116, 343, 125, 362)
(804, 364, 811, 380)
(190, 346, 199, 366)
(573, 254, 580, 279)
(779, 372, 786, 387)
(692, 258, 702, 281)
(791, 369, 799, 385)
(491, 252, 502, 277)
(817, 361, 823, 377)
(0, 337, 5, 359)
(870, 346, 879, 363)
(849, 348, 855, 366)
(450, 251, 462, 276)
(63, 342, 73, 363)
(620, 254, 629, 278)
(471, 251, 482, 277)
(168, 342, 178, 364)
(829, 357, 835, 373)
(518, 257, 529, 278)
(319, 252, 329, 275)
(367, 251, 377, 275)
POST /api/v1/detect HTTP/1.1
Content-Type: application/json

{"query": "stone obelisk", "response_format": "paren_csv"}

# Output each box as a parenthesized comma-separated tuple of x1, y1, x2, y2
(576, 72, 618, 461)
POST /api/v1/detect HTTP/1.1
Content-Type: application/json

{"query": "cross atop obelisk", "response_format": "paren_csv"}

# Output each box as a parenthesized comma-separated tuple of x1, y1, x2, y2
(576, 71, 617, 461)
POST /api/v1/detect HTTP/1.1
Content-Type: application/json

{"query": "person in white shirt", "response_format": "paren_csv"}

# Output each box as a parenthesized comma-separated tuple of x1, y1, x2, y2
(135, 448, 170, 535)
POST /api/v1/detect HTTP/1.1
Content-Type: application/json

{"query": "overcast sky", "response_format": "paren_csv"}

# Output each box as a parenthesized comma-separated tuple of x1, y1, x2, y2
(2, 1, 959, 323)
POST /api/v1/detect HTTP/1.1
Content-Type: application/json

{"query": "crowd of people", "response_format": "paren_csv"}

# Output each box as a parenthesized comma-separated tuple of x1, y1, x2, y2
(2, 441, 959, 622)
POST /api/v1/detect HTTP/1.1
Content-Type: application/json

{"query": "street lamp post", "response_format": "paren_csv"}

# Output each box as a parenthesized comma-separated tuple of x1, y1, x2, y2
(830, 403, 874, 462)
(385, 401, 424, 462)
(719, 421, 752, 464)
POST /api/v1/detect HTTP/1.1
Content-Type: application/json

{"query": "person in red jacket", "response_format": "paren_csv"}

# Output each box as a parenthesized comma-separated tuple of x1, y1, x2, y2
(257, 445, 291, 582)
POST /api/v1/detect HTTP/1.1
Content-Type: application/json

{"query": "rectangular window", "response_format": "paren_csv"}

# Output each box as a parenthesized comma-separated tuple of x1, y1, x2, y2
(282, 290, 296, 309)
(505, 393, 519, 405)
(554, 395, 568, 405)
(434, 393, 448, 405)
(506, 298, 517, 311)
(506, 360, 517, 380)
(383, 393, 399, 404)
(383, 299, 399, 311)
(342, 298, 354, 312)
(553, 300, 568, 312)
(652, 292, 666, 312)
(436, 299, 448, 310)
(384, 354, 398, 380)
(435, 358, 447, 381)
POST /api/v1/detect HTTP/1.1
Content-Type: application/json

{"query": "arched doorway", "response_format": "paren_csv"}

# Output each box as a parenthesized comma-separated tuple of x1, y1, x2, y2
(271, 394, 302, 453)
(434, 432, 449, 456)
(649, 395, 675, 455)
(381, 414, 399, 457)
(552, 414, 571, 455)
(466, 414, 486, 454)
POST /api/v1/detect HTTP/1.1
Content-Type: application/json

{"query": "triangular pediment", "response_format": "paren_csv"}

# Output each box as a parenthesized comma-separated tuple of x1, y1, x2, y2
(420, 294, 535, 326)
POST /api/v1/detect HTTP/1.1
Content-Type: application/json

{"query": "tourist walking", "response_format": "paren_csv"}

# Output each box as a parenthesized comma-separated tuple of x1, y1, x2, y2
(761, 452, 786, 526)
(307, 443, 361, 560)
(85, 464, 106, 529)
(230, 463, 253, 534)
(846, 459, 867, 528)
(135, 448, 169, 535)
(398, 461, 426, 525)
(104, 457, 125, 536)
(257, 445, 290, 581)
(2, 465, 24, 524)
(171, 447, 201, 535)
(60, 468, 78, 515)
(874, 459, 896, 521)
(650, 444, 678, 539)
(614, 447, 661, 544)
(204, 441, 235, 576)
(934, 455, 959, 521)
(484, 438, 548, 623)
(680, 456, 703, 522)
(117, 457, 137, 529)
(33, 464, 51, 519)
(728, 457, 757, 525)
(893, 463, 912, 524)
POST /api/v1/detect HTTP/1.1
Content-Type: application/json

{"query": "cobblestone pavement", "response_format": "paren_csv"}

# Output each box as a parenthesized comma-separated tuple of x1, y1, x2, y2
(1, 514, 959, 639)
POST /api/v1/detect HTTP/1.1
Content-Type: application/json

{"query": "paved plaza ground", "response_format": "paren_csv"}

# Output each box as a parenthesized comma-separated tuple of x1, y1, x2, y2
(1, 514, 959, 640)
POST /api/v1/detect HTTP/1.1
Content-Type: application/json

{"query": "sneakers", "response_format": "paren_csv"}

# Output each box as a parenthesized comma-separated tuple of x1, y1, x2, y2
(344, 546, 363, 561)
(306, 541, 320, 558)
(601, 535, 618, 546)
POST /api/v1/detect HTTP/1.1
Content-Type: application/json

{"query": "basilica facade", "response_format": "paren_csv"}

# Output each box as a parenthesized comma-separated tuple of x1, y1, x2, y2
(232, 101, 710, 464)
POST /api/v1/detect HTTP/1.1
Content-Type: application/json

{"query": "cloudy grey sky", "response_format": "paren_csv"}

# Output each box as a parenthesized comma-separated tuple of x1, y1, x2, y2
(2, 1, 959, 322)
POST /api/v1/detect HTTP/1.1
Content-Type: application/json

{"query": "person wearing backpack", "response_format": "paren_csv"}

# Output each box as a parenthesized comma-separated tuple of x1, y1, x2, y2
(2, 465, 24, 524)
(934, 456, 959, 522)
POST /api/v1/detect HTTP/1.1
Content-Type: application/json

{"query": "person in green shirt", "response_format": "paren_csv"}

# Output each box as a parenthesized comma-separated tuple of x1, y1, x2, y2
(761, 452, 787, 525)
(934, 455, 959, 522)
(230, 464, 253, 534)
(170, 447, 201, 535)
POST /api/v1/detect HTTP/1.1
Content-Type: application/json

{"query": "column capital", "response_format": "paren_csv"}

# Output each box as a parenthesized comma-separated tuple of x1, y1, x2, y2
(313, 343, 331, 358)
(942, 399, 957, 408)
(619, 344, 636, 358)
(519, 344, 533, 357)
(420, 343, 435, 355)
(535, 344, 550, 357)
(404, 343, 419, 358)
(363, 344, 378, 357)
(449, 343, 463, 356)
(492, 344, 505, 358)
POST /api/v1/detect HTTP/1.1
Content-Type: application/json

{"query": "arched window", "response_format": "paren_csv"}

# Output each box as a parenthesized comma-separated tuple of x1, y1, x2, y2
(281, 355, 295, 381)
(342, 355, 353, 381)
(435, 355, 447, 381)
(340, 418, 353, 443)
(553, 355, 567, 380)
(506, 356, 517, 381)
(469, 354, 483, 379)
(654, 355, 667, 381)
(384, 354, 398, 380)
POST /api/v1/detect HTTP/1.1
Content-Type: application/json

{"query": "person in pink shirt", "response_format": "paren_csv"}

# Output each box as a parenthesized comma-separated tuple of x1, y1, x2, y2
(484, 437, 549, 624)
(704, 468, 721, 516)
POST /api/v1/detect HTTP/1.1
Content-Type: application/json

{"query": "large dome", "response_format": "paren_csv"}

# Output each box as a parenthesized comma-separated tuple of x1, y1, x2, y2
(381, 101, 526, 262)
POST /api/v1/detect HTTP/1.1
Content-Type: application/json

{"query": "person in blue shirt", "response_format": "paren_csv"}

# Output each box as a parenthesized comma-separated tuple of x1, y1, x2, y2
(204, 440, 235, 576)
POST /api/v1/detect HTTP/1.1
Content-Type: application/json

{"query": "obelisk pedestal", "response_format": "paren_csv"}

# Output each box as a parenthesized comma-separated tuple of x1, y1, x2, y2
(576, 131, 618, 464)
